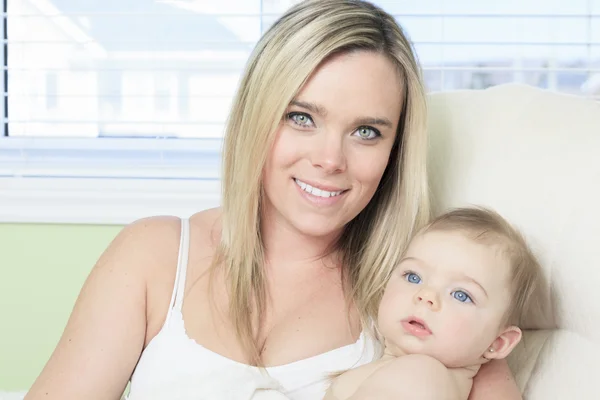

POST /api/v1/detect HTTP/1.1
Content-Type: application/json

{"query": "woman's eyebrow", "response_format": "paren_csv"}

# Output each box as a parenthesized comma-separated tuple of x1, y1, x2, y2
(354, 117, 393, 128)
(290, 100, 394, 128)
(290, 100, 328, 117)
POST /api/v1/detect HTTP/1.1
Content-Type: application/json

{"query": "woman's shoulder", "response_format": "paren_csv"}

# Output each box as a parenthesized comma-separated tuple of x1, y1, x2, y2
(185, 207, 223, 279)
(109, 215, 184, 278)
(115, 209, 222, 341)
(100, 215, 182, 275)
(96, 215, 185, 317)
(114, 208, 222, 275)
(189, 207, 222, 243)
(100, 209, 221, 303)
(121, 207, 222, 284)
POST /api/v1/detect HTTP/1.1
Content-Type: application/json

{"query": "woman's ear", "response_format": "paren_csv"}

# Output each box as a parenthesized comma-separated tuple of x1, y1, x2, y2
(483, 326, 522, 360)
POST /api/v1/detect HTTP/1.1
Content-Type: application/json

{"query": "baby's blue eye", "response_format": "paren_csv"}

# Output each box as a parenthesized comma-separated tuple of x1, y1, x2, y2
(452, 290, 473, 303)
(404, 272, 422, 284)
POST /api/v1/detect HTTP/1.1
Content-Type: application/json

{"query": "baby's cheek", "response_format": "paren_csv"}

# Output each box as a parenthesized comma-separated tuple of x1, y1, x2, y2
(443, 313, 478, 338)
(380, 296, 406, 326)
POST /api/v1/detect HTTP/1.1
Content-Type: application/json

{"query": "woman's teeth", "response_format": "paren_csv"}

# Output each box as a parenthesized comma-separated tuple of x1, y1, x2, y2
(294, 179, 343, 198)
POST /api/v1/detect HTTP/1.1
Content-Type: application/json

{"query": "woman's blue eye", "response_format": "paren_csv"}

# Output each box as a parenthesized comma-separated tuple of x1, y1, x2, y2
(287, 112, 314, 127)
(354, 126, 380, 140)
(452, 290, 473, 303)
(404, 272, 422, 284)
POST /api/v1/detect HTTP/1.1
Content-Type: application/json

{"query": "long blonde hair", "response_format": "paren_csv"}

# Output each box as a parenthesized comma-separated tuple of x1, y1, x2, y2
(217, 0, 430, 364)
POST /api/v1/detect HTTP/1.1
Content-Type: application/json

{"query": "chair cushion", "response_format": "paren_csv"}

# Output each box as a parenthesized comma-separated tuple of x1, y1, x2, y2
(427, 84, 600, 398)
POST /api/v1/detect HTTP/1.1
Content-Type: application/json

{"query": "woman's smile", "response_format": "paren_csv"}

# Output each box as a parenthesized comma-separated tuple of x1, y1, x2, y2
(293, 177, 348, 205)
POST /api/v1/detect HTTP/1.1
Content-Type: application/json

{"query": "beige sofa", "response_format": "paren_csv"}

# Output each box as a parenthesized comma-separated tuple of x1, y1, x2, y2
(428, 84, 600, 399)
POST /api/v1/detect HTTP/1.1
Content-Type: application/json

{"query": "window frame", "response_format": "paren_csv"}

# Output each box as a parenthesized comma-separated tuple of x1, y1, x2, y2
(0, 136, 222, 224)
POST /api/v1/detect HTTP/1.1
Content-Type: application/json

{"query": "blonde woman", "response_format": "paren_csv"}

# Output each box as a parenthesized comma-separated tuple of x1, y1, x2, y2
(25, 1, 521, 399)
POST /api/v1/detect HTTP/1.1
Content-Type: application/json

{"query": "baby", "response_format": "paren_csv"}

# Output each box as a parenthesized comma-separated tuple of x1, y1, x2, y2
(325, 207, 549, 400)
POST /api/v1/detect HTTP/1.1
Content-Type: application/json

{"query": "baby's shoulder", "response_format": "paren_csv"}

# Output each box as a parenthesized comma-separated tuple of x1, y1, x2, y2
(391, 355, 471, 399)
(326, 360, 390, 400)
(369, 355, 464, 399)
(327, 355, 471, 400)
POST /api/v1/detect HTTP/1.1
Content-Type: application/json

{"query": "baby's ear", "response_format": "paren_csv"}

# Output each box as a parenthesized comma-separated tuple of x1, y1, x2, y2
(482, 326, 522, 360)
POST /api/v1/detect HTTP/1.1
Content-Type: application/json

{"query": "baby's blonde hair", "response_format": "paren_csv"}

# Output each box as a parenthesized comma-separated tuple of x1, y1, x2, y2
(422, 207, 553, 329)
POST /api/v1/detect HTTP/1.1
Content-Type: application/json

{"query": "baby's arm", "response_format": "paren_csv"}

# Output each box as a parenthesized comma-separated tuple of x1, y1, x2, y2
(348, 354, 461, 400)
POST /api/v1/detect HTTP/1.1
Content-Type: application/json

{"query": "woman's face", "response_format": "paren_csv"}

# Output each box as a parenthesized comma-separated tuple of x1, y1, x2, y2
(262, 50, 404, 239)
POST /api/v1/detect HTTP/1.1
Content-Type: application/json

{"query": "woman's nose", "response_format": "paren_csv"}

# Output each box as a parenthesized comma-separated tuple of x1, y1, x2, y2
(310, 131, 347, 173)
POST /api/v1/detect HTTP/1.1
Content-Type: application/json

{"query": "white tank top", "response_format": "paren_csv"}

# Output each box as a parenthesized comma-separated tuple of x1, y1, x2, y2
(127, 219, 378, 400)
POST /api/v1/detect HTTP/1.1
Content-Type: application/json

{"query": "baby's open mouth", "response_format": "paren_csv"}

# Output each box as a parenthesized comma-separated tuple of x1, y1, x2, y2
(409, 320, 427, 330)
(401, 317, 432, 336)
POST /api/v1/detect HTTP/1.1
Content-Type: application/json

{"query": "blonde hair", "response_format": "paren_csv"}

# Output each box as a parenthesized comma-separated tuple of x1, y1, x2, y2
(423, 207, 553, 329)
(217, 0, 430, 364)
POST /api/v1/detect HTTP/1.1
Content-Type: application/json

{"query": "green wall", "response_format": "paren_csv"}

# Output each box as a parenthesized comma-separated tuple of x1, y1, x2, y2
(0, 223, 122, 391)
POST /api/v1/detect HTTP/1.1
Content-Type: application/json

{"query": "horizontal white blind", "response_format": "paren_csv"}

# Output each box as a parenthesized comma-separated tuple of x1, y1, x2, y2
(1, 0, 599, 179)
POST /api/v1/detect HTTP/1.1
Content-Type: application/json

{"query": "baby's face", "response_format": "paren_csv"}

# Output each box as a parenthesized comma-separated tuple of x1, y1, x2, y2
(378, 230, 513, 368)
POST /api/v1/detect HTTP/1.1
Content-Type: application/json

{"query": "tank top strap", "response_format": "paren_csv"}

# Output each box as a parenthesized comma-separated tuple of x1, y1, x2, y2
(164, 218, 191, 326)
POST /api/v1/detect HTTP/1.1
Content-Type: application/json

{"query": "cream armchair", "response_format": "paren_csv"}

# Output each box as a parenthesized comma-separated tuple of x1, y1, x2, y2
(427, 84, 600, 399)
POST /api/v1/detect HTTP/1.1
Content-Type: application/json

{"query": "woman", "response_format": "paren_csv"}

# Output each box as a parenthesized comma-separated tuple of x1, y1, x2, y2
(25, 1, 521, 399)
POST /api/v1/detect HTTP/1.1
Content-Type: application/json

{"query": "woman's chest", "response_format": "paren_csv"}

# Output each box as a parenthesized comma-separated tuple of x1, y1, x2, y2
(182, 272, 361, 367)
(259, 286, 360, 365)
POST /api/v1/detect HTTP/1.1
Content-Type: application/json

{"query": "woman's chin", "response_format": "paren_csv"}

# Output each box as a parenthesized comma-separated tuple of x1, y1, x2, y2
(290, 218, 345, 241)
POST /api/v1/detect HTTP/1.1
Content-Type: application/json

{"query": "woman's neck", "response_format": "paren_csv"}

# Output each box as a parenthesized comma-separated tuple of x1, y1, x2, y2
(260, 212, 342, 271)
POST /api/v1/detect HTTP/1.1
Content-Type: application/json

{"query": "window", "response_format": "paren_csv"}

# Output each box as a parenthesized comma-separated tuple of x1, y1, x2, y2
(98, 70, 123, 120)
(45, 72, 58, 109)
(377, 0, 600, 95)
(1, 0, 598, 224)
